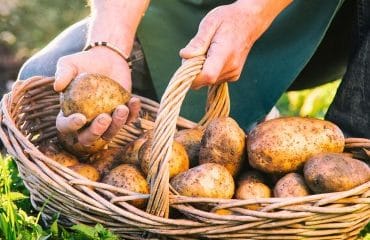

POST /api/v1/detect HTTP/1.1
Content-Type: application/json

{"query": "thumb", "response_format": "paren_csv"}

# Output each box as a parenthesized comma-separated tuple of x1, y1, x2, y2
(54, 56, 77, 92)
(180, 17, 219, 59)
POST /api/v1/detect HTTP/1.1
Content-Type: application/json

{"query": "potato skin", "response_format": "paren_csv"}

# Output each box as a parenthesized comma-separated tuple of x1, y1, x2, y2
(102, 164, 149, 208)
(42, 147, 79, 167)
(213, 209, 233, 215)
(238, 170, 266, 185)
(61, 73, 131, 122)
(235, 171, 271, 210)
(69, 164, 101, 182)
(139, 139, 189, 178)
(90, 147, 125, 177)
(304, 153, 370, 193)
(174, 127, 203, 167)
(273, 173, 310, 197)
(199, 117, 246, 176)
(170, 163, 235, 199)
(121, 131, 152, 166)
(57, 131, 108, 157)
(248, 117, 345, 174)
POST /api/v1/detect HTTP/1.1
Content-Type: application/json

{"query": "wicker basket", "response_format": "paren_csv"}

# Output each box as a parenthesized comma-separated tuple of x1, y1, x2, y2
(0, 56, 369, 239)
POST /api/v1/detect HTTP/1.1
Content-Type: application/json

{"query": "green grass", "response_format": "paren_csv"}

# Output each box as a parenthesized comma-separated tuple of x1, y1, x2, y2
(0, 155, 118, 240)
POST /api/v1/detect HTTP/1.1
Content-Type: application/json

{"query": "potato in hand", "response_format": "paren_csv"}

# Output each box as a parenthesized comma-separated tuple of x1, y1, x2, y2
(58, 73, 132, 156)
(61, 73, 131, 122)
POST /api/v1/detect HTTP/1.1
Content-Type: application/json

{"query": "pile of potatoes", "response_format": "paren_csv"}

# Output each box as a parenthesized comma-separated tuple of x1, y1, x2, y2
(42, 74, 370, 211)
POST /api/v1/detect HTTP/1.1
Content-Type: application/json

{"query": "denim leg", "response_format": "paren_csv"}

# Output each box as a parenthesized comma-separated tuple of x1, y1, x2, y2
(18, 19, 89, 80)
(325, 0, 370, 138)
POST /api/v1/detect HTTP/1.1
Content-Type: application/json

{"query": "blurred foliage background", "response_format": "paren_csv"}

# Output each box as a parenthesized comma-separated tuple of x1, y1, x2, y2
(277, 80, 340, 119)
(0, 0, 88, 91)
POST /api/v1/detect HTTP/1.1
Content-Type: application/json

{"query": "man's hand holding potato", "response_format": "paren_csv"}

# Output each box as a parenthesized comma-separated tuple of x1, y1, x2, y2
(54, 0, 149, 147)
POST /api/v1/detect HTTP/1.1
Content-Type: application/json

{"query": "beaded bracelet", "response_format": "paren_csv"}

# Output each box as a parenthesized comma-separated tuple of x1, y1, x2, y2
(83, 41, 132, 68)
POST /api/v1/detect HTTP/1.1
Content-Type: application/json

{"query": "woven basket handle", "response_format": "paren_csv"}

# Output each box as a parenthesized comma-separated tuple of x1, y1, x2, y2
(145, 56, 230, 217)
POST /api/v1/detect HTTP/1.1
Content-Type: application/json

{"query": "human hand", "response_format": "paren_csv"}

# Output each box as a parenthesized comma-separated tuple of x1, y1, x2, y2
(180, 0, 292, 89)
(54, 47, 140, 146)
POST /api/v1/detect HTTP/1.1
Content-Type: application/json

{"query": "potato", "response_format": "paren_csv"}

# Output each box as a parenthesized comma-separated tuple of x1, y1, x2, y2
(121, 131, 153, 165)
(248, 117, 345, 174)
(273, 173, 310, 197)
(238, 170, 266, 185)
(213, 209, 233, 215)
(139, 139, 189, 178)
(199, 117, 246, 176)
(41, 146, 79, 167)
(58, 74, 130, 156)
(235, 171, 271, 210)
(102, 164, 149, 208)
(69, 164, 100, 182)
(61, 73, 131, 122)
(170, 163, 234, 199)
(90, 147, 125, 177)
(304, 153, 370, 193)
(57, 131, 108, 157)
(174, 128, 203, 167)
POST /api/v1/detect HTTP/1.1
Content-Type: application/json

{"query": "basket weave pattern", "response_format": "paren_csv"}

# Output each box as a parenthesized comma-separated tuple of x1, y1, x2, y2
(0, 57, 369, 239)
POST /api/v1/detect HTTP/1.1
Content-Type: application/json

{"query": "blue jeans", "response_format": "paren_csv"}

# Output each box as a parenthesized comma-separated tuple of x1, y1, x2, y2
(325, 0, 370, 138)
(18, 0, 369, 138)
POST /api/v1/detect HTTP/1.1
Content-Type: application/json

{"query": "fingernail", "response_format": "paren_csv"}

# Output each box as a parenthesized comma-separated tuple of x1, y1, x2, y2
(72, 116, 84, 126)
(55, 68, 64, 80)
(116, 107, 127, 118)
(180, 47, 193, 54)
(54, 70, 65, 91)
(98, 116, 110, 125)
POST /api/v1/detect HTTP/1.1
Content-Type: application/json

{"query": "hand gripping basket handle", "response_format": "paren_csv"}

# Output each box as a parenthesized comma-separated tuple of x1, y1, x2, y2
(146, 56, 230, 217)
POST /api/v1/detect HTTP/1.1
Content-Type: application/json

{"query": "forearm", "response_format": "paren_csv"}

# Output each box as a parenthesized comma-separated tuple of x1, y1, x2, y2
(236, 0, 292, 33)
(88, 0, 150, 56)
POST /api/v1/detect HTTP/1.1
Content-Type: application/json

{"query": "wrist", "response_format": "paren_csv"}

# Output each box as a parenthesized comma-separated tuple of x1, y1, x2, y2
(233, 0, 292, 38)
(234, 0, 292, 17)
(88, 0, 150, 56)
(88, 15, 135, 57)
(84, 42, 132, 68)
(89, 47, 130, 67)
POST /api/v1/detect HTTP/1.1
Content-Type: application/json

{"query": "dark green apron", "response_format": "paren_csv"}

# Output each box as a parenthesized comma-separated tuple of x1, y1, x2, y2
(137, 0, 344, 129)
